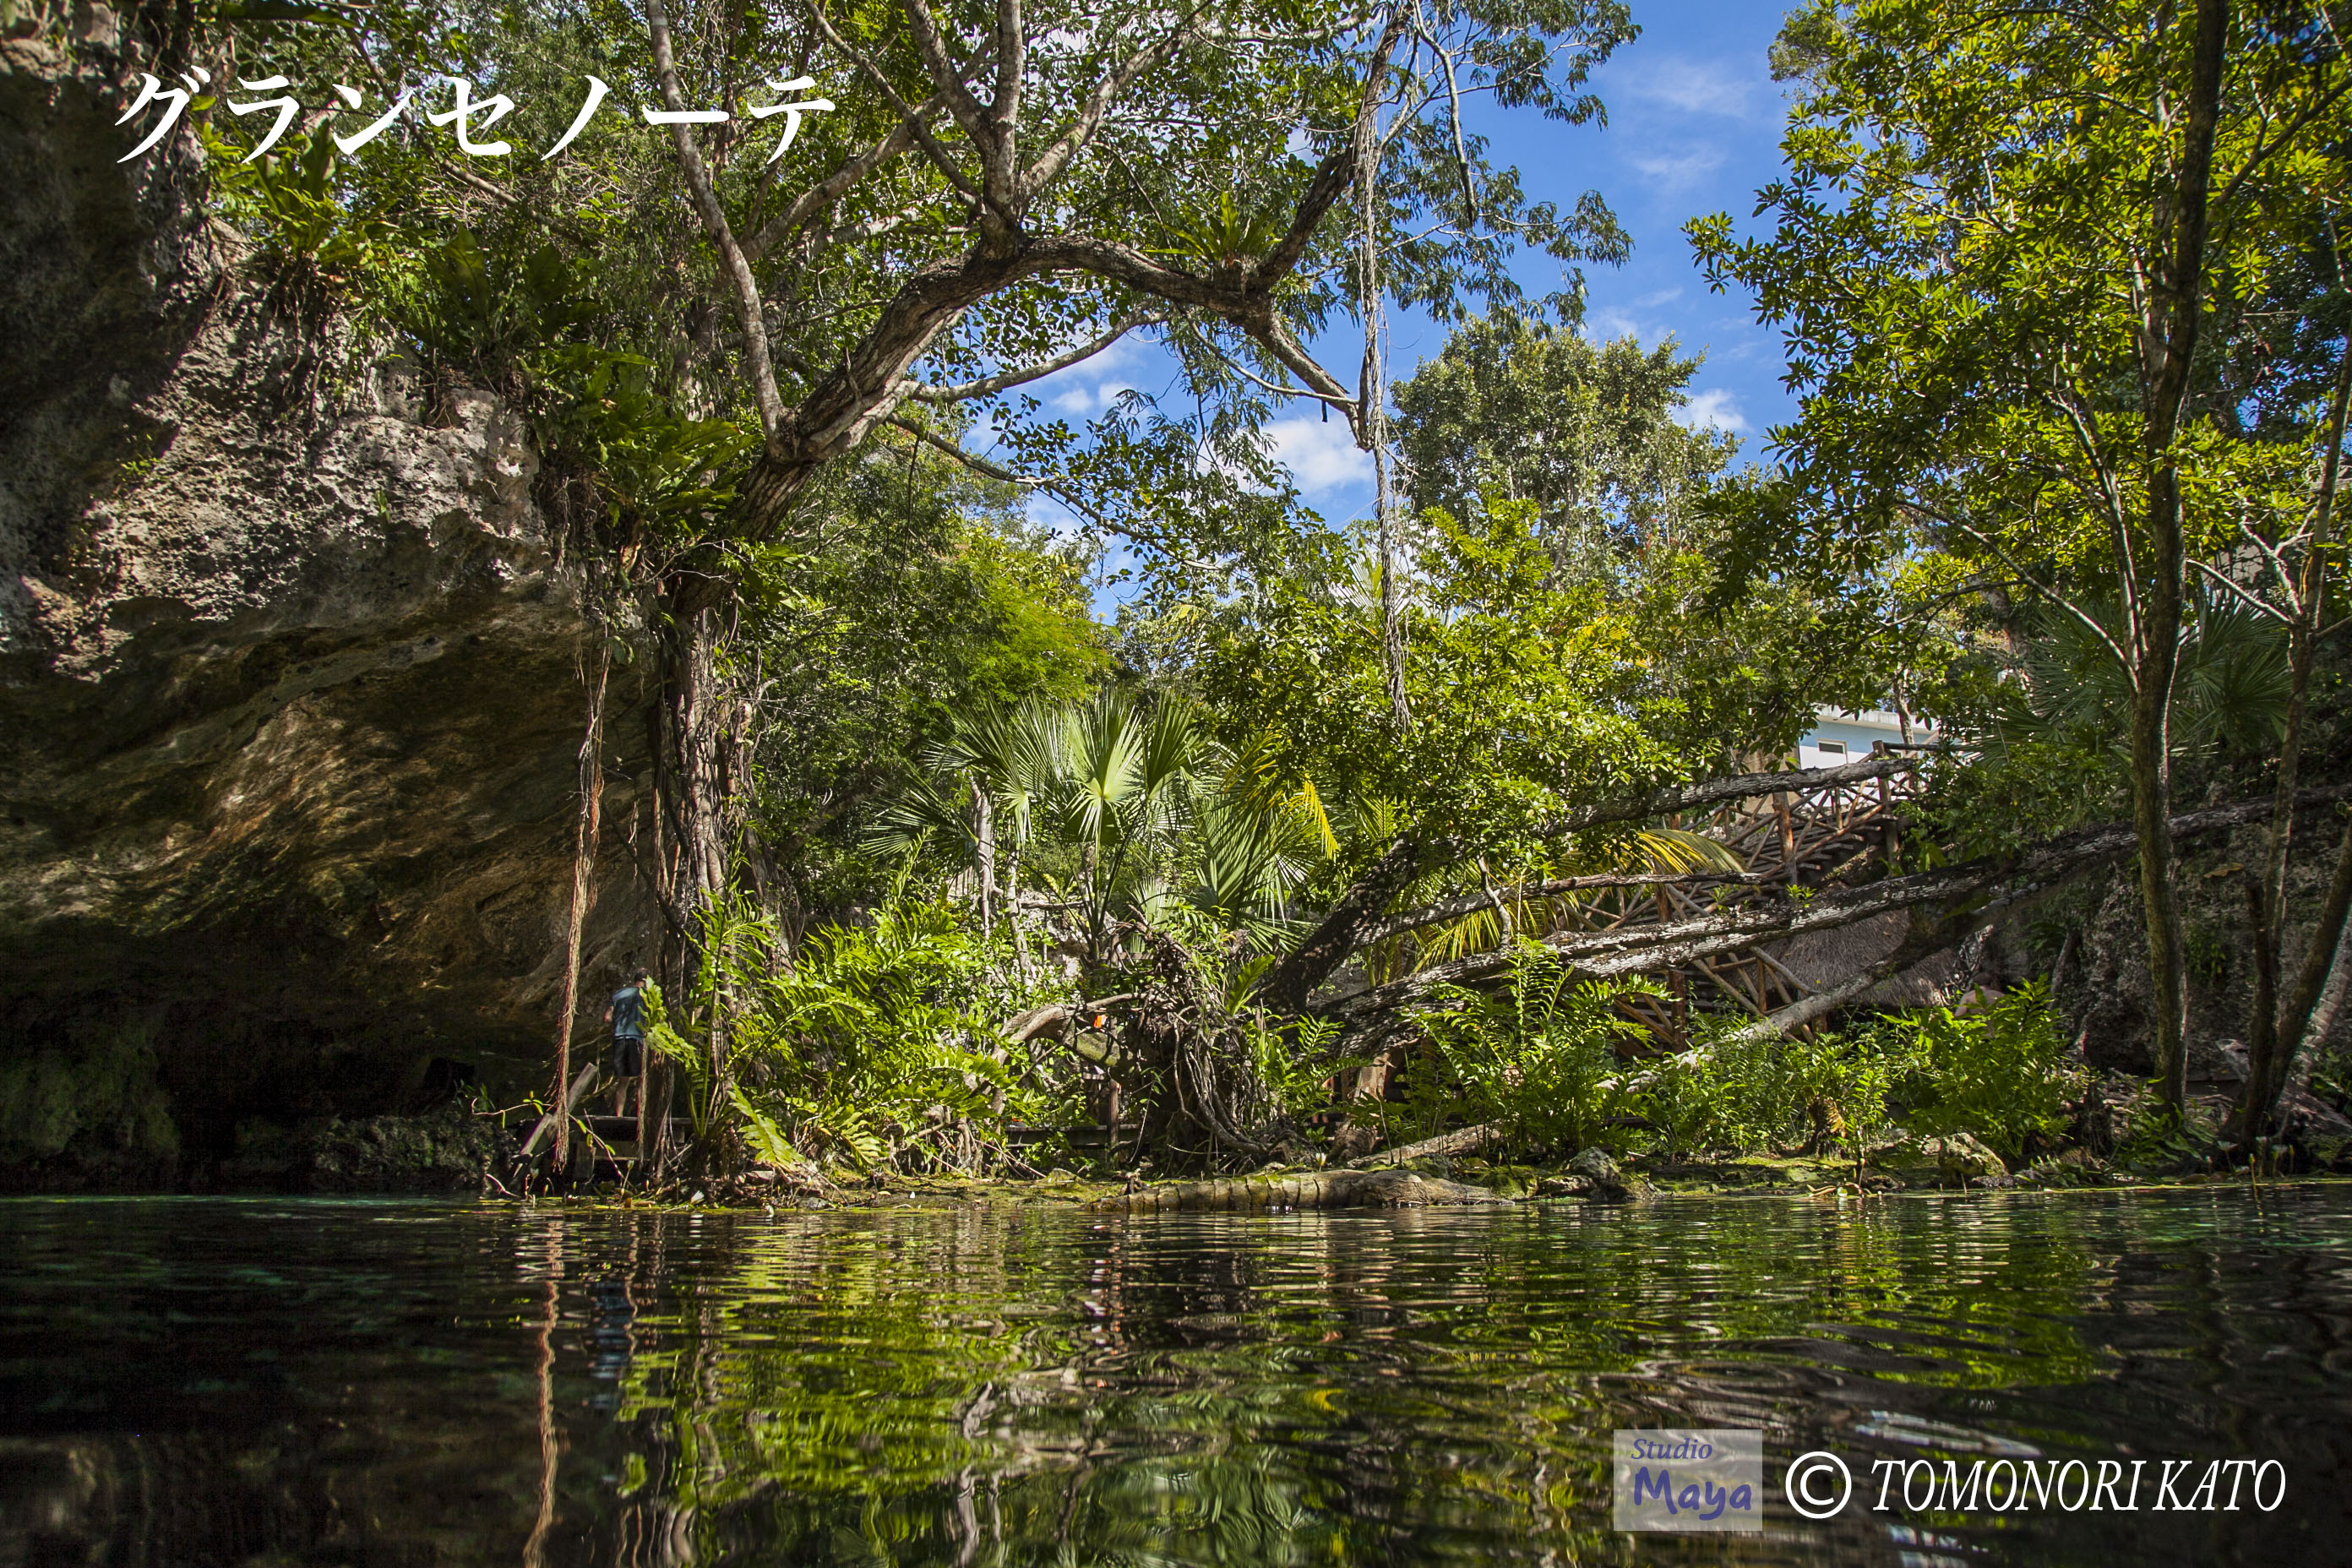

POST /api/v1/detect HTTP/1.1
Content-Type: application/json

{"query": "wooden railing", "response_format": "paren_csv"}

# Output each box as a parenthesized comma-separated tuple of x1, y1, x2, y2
(1497, 759, 1927, 1048)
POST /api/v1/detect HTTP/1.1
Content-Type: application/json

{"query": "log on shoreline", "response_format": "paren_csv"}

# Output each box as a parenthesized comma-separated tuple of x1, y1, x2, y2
(1086, 1168, 1507, 1214)
(1343, 1122, 1505, 1169)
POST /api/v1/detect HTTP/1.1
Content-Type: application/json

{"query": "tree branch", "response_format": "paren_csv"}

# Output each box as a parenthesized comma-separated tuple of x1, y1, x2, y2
(803, 0, 983, 200)
(1019, 8, 1213, 199)
(906, 314, 1166, 401)
(992, 0, 1024, 172)
(2191, 557, 2291, 623)
(886, 415, 1036, 485)
(901, 0, 999, 168)
(722, 16, 1405, 535)
(1319, 782, 2352, 1031)
(1222, 355, 1359, 411)
(745, 108, 936, 264)
(648, 0, 782, 434)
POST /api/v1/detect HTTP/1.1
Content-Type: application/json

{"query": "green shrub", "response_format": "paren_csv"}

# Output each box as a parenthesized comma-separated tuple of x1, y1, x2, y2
(1410, 944, 1659, 1154)
(1877, 982, 2085, 1160)
(1244, 1011, 1359, 1122)
(1643, 985, 2082, 1164)
(651, 889, 1057, 1173)
(2309, 1041, 2352, 1116)
(1643, 1022, 1901, 1160)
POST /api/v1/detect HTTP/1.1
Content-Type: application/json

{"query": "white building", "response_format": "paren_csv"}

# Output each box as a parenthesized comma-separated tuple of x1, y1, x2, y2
(1796, 705, 1936, 769)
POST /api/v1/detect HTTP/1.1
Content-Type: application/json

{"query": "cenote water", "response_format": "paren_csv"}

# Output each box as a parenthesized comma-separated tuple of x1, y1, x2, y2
(3, 1187, 2347, 1566)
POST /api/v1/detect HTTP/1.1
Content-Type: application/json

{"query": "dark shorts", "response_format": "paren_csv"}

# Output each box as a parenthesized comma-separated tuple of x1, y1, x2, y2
(611, 1035, 644, 1078)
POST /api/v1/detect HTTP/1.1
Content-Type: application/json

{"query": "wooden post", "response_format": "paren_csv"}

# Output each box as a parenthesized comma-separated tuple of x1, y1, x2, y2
(517, 1061, 603, 1174)
(1874, 741, 1900, 868)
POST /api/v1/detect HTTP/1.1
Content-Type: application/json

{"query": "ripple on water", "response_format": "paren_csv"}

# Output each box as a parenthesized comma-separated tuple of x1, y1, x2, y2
(0, 1186, 2345, 1565)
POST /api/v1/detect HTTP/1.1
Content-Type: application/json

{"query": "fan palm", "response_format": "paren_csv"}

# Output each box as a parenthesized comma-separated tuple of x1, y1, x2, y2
(877, 695, 1337, 965)
(1993, 591, 2290, 763)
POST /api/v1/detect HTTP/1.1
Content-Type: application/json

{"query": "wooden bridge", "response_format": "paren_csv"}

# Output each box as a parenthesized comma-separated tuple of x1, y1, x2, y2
(1510, 755, 1929, 1048)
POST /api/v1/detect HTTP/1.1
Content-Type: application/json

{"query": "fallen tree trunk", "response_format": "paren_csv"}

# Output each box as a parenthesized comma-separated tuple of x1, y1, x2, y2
(1255, 757, 1921, 1012)
(1342, 1122, 1505, 1169)
(1086, 1168, 1506, 1213)
(1255, 835, 1437, 1014)
(1361, 872, 1776, 950)
(1319, 784, 2352, 1032)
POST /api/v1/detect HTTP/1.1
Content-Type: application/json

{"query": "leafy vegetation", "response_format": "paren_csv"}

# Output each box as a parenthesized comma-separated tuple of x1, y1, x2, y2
(1397, 955, 2083, 1170)
(1876, 984, 2090, 1162)
(1643, 1022, 1902, 1163)
(1409, 948, 1659, 1155)
(128, 0, 2352, 1184)
(647, 890, 1059, 1173)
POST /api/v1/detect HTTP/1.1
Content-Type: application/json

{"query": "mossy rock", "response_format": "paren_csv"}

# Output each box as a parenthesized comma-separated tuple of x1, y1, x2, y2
(1475, 1163, 1538, 1199)
(1091, 1168, 1508, 1214)
(1868, 1133, 2009, 1189)
(300, 1103, 513, 1192)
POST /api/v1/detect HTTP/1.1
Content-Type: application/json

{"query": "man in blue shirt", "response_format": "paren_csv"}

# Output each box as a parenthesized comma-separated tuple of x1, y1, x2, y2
(602, 969, 651, 1115)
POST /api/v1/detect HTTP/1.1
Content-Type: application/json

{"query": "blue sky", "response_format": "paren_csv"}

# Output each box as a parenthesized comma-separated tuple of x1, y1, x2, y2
(1024, 0, 1800, 558)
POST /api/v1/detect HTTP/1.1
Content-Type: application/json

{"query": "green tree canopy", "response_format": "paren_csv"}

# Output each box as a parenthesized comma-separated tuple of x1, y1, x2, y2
(1392, 314, 1735, 578)
(1689, 0, 2352, 1107)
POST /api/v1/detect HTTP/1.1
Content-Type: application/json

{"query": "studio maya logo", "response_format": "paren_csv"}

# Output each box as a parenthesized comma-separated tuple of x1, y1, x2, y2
(1612, 1429, 1762, 1533)
(1613, 1427, 2290, 1533)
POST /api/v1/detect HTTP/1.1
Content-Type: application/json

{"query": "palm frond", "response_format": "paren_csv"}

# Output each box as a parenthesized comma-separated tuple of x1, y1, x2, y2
(1634, 826, 1745, 874)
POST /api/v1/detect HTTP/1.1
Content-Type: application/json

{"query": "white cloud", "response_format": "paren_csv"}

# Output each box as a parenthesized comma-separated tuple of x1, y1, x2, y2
(1585, 306, 1643, 340)
(1045, 378, 1133, 416)
(1584, 291, 1697, 351)
(1266, 416, 1373, 495)
(1021, 330, 1151, 416)
(1628, 143, 1726, 192)
(1025, 492, 1087, 540)
(1674, 388, 1750, 436)
(1617, 55, 1767, 119)
(1586, 302, 1690, 349)
(1080, 330, 1150, 377)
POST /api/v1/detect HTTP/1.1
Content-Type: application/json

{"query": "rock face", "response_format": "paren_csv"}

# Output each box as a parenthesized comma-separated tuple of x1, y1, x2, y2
(0, 24, 651, 1186)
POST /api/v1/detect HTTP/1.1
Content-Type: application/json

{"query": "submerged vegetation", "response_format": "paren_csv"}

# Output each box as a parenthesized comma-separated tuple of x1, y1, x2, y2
(74, 0, 2352, 1199)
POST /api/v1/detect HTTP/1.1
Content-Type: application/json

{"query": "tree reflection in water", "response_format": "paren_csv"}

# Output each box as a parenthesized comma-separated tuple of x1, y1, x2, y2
(0, 1190, 2347, 1566)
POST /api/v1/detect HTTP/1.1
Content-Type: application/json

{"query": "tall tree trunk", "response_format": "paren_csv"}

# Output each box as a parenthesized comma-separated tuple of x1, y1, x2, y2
(2263, 814, 2352, 1122)
(1004, 835, 1031, 979)
(2136, 0, 2228, 1112)
(1353, 16, 1408, 727)
(651, 569, 743, 1171)
(2131, 537, 2191, 1110)
(2238, 341, 2352, 1140)
(974, 780, 996, 940)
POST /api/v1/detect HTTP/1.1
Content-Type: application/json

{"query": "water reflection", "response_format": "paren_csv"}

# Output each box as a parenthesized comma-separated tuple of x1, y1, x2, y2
(0, 1188, 2346, 1565)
